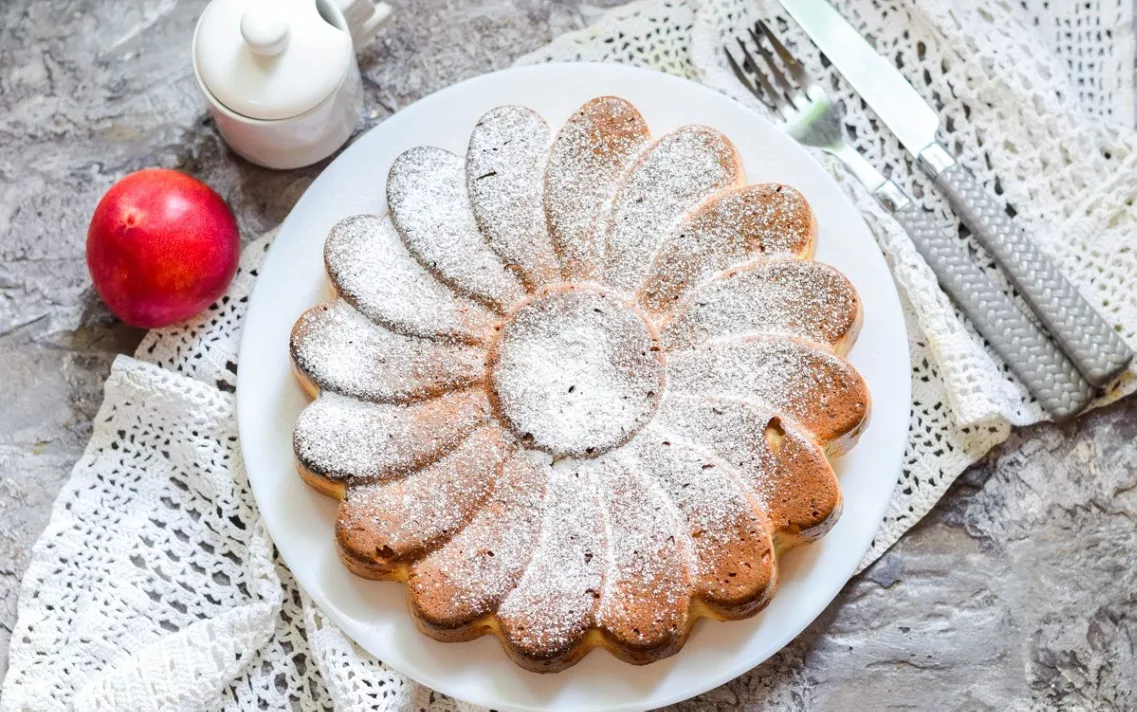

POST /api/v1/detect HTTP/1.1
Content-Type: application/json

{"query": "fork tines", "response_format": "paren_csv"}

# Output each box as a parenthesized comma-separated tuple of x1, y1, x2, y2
(725, 21, 814, 120)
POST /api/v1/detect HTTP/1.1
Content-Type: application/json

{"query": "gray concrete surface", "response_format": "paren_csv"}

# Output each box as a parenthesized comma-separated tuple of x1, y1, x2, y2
(1, 0, 1134, 708)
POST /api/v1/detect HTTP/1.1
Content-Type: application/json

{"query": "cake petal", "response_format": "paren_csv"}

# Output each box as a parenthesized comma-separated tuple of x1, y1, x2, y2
(497, 463, 606, 670)
(603, 125, 742, 290)
(408, 448, 548, 639)
(293, 389, 490, 485)
(545, 97, 651, 281)
(630, 429, 776, 618)
(325, 214, 497, 345)
(336, 423, 514, 578)
(388, 146, 527, 311)
(638, 184, 816, 316)
(668, 336, 870, 451)
(658, 394, 842, 543)
(291, 299, 487, 403)
(467, 106, 560, 288)
(590, 451, 692, 660)
(660, 258, 861, 353)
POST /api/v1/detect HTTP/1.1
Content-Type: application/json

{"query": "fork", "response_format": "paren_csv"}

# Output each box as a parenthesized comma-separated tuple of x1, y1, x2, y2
(725, 21, 1094, 420)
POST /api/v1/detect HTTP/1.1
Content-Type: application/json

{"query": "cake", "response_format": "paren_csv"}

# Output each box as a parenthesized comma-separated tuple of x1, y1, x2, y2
(289, 97, 870, 672)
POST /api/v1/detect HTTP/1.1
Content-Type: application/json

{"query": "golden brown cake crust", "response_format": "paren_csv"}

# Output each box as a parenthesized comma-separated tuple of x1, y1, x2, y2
(288, 96, 873, 673)
(545, 96, 651, 282)
(639, 183, 818, 316)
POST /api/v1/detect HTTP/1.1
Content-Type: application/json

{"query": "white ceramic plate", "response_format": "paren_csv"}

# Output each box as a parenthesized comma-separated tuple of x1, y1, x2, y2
(237, 63, 911, 712)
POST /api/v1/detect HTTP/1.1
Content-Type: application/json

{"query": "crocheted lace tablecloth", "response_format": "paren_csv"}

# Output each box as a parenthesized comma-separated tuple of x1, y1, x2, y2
(4, 0, 1137, 709)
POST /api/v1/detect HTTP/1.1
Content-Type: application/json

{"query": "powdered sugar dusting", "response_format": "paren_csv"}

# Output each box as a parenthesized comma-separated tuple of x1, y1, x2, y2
(497, 461, 605, 662)
(667, 336, 868, 445)
(293, 389, 489, 482)
(589, 449, 692, 647)
(632, 428, 774, 606)
(490, 287, 664, 459)
(409, 448, 548, 627)
(324, 215, 497, 345)
(291, 299, 487, 402)
(545, 97, 650, 281)
(656, 393, 781, 506)
(639, 184, 815, 316)
(467, 106, 560, 288)
(337, 423, 513, 563)
(603, 125, 741, 290)
(657, 393, 841, 539)
(632, 429, 759, 544)
(388, 146, 527, 311)
(660, 258, 860, 352)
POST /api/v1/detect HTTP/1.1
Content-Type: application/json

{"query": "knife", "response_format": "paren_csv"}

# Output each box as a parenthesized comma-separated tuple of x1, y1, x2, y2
(778, 0, 1133, 387)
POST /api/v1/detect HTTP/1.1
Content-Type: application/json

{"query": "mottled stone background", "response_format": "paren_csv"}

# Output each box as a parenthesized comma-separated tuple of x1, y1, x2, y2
(1, 0, 1134, 708)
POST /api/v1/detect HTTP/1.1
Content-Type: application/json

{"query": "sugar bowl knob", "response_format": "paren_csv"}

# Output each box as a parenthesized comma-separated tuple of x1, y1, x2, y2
(240, 4, 290, 56)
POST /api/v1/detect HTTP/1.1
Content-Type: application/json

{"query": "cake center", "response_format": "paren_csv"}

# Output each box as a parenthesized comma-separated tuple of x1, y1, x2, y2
(490, 287, 665, 458)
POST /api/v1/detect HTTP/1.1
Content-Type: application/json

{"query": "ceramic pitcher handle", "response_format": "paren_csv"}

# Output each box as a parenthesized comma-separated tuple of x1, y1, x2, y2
(337, 0, 393, 49)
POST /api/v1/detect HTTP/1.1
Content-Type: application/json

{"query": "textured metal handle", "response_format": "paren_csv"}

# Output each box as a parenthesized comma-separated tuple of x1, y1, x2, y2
(931, 160, 1132, 386)
(893, 201, 1095, 420)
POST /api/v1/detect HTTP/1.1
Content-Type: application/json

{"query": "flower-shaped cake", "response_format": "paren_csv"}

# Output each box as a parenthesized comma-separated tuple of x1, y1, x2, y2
(290, 97, 870, 672)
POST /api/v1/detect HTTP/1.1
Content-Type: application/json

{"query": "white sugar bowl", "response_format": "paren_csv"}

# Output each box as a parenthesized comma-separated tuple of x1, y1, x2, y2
(192, 0, 392, 169)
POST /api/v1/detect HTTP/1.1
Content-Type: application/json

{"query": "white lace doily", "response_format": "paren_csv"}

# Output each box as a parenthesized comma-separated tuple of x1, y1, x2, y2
(4, 1, 1136, 709)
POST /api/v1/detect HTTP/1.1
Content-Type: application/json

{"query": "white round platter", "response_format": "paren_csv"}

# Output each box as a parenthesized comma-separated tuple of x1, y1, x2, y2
(237, 62, 911, 712)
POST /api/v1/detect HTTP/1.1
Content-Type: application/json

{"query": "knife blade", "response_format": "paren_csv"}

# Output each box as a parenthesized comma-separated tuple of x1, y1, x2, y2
(774, 3, 939, 157)
(778, 0, 1133, 387)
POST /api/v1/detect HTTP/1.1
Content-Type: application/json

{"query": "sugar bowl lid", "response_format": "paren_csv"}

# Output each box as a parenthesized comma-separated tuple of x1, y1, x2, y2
(194, 0, 353, 121)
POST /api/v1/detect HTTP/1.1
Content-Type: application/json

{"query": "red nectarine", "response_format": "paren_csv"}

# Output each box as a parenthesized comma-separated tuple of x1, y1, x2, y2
(87, 168, 240, 328)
